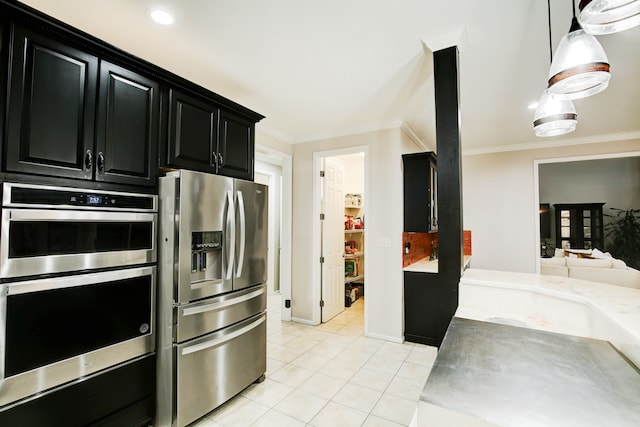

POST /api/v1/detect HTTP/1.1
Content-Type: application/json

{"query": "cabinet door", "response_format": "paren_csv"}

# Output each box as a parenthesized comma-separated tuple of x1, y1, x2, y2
(403, 153, 436, 232)
(95, 61, 159, 187)
(167, 89, 217, 174)
(218, 109, 254, 181)
(6, 25, 97, 180)
(404, 271, 449, 346)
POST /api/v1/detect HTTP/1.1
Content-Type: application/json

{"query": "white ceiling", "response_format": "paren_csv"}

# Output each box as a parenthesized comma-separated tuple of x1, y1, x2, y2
(18, 0, 640, 153)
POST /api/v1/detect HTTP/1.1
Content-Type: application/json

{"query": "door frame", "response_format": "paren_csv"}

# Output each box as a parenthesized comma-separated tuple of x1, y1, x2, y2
(256, 145, 292, 321)
(312, 146, 369, 328)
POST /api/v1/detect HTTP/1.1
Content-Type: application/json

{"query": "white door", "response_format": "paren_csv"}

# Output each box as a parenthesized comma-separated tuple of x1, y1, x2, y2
(321, 158, 345, 322)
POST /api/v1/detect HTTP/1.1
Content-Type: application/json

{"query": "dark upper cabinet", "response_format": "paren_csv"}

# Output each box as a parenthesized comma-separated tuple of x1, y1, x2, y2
(6, 24, 98, 180)
(403, 152, 438, 232)
(218, 109, 254, 181)
(5, 25, 158, 187)
(166, 89, 256, 180)
(95, 61, 159, 187)
(167, 88, 218, 174)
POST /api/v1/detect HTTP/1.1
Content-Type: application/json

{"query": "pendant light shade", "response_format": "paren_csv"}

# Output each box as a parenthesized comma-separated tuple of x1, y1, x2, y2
(547, 18, 610, 100)
(578, 0, 640, 35)
(533, 90, 578, 137)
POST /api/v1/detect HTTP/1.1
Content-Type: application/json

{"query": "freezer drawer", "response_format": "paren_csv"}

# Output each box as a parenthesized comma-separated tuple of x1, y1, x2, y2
(176, 284, 266, 343)
(175, 312, 266, 427)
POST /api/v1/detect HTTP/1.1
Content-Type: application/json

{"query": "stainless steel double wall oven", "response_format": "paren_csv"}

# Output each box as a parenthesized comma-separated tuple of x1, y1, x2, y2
(0, 182, 157, 410)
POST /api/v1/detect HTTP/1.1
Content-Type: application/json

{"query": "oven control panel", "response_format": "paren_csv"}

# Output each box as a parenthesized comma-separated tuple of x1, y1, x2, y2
(3, 183, 156, 211)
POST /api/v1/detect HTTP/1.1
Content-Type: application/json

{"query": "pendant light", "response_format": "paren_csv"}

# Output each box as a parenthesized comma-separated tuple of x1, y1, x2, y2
(547, 0, 610, 100)
(534, 0, 578, 137)
(578, 0, 640, 35)
(534, 90, 578, 136)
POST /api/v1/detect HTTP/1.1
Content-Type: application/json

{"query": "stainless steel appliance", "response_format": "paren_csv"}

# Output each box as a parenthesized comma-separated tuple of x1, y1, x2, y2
(157, 170, 267, 427)
(0, 182, 157, 410)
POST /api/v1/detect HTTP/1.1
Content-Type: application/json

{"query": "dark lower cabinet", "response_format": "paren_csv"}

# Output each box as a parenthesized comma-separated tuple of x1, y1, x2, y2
(6, 24, 97, 180)
(0, 355, 155, 427)
(95, 61, 159, 187)
(404, 271, 454, 347)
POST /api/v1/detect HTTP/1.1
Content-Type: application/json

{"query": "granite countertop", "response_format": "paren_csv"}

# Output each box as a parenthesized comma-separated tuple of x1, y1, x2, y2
(403, 255, 472, 273)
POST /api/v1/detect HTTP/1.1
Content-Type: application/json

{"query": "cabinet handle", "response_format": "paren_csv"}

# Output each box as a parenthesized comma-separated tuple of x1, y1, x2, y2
(84, 149, 93, 172)
(97, 152, 105, 174)
(212, 152, 218, 167)
(218, 153, 224, 167)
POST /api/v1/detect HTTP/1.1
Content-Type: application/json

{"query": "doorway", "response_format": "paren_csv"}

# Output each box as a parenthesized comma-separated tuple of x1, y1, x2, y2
(317, 150, 366, 323)
(256, 145, 293, 322)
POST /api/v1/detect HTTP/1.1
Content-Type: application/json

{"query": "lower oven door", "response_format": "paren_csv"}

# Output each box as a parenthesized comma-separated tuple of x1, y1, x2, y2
(175, 312, 266, 427)
(0, 266, 155, 409)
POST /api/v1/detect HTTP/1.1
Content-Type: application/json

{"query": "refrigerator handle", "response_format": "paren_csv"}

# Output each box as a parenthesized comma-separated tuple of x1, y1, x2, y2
(235, 190, 246, 278)
(181, 315, 265, 356)
(225, 190, 235, 281)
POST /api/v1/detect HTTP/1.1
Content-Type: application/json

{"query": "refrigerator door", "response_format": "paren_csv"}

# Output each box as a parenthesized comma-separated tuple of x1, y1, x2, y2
(175, 312, 266, 427)
(177, 171, 234, 303)
(233, 180, 268, 291)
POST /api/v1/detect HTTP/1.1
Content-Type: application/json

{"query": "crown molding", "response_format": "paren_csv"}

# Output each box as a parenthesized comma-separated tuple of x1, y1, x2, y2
(255, 124, 294, 144)
(291, 120, 404, 144)
(463, 131, 640, 156)
(401, 121, 434, 151)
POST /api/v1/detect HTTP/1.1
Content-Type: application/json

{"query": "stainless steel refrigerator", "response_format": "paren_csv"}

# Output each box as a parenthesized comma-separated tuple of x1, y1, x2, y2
(156, 170, 268, 427)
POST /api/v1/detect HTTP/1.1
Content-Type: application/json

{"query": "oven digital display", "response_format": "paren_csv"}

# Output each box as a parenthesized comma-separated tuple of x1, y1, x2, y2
(87, 195, 103, 205)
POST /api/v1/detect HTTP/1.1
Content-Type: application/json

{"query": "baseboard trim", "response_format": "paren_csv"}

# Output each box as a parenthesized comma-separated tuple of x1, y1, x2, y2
(366, 331, 404, 344)
(291, 317, 317, 326)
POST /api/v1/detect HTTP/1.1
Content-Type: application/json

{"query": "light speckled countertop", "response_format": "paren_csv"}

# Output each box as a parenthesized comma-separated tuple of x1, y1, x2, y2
(457, 268, 640, 367)
(403, 255, 472, 273)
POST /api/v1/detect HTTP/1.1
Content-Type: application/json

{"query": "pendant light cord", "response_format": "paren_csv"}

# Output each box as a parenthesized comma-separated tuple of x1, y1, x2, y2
(572, 0, 576, 18)
(548, 0, 553, 64)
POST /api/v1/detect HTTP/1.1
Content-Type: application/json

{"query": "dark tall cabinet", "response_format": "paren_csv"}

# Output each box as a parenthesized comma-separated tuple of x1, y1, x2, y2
(403, 152, 437, 232)
(554, 203, 605, 250)
(6, 25, 159, 187)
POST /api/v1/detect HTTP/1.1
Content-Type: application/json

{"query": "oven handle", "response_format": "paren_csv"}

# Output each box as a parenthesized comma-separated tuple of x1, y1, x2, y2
(235, 190, 246, 278)
(181, 287, 264, 317)
(0, 284, 6, 383)
(225, 190, 235, 281)
(7, 209, 156, 222)
(4, 266, 155, 295)
(180, 315, 264, 356)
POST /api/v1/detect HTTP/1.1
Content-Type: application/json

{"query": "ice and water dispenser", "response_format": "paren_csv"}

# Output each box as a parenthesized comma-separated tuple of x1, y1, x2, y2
(190, 231, 222, 282)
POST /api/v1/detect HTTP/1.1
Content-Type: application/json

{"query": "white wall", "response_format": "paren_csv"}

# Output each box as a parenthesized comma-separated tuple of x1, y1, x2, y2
(291, 128, 420, 342)
(463, 139, 640, 273)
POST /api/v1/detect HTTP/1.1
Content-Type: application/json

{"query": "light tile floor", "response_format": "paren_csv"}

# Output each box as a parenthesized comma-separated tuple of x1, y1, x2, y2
(191, 294, 438, 427)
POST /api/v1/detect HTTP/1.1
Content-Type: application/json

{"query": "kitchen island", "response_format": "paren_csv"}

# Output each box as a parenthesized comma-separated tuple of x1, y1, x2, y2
(413, 269, 640, 427)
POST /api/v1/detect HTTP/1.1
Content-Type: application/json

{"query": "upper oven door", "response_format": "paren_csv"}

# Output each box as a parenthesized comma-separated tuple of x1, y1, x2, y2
(0, 209, 156, 279)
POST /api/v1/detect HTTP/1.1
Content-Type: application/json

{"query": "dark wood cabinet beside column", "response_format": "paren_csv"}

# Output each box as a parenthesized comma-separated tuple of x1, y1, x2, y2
(6, 24, 97, 180)
(218, 109, 255, 181)
(403, 152, 437, 232)
(95, 61, 159, 187)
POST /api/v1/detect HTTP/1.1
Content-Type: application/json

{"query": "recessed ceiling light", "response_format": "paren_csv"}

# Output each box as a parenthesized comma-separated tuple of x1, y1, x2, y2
(528, 101, 539, 110)
(150, 9, 174, 25)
